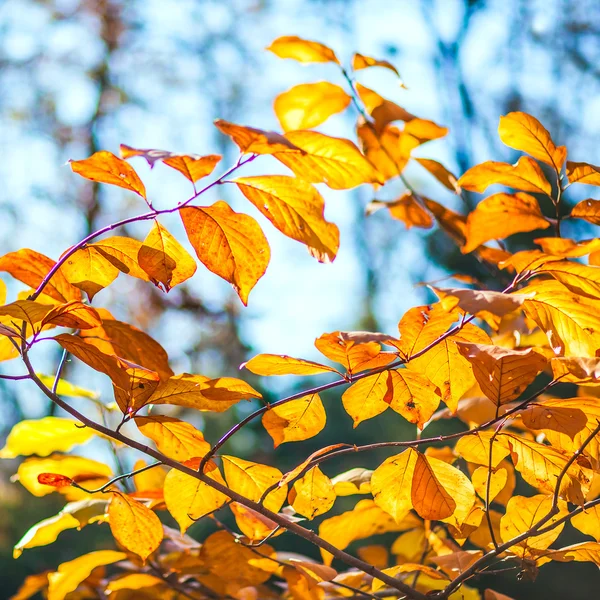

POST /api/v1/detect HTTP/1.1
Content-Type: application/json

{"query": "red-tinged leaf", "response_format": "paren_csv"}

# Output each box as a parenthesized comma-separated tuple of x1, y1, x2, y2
(214, 119, 302, 155)
(180, 201, 270, 305)
(70, 151, 147, 200)
(37, 473, 73, 488)
(41, 301, 102, 330)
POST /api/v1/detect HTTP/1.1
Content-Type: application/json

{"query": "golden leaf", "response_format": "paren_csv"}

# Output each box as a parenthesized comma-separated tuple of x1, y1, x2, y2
(572, 505, 600, 541)
(457, 157, 552, 195)
(41, 301, 101, 330)
(498, 112, 566, 171)
(0, 249, 81, 303)
(60, 246, 120, 300)
(566, 161, 600, 186)
(262, 394, 326, 447)
(162, 154, 221, 184)
(266, 35, 339, 64)
(229, 503, 280, 542)
(275, 130, 383, 189)
(462, 192, 550, 253)
(135, 415, 210, 461)
(454, 431, 511, 467)
(70, 151, 146, 200)
(234, 175, 340, 262)
(88, 236, 150, 281)
(571, 198, 600, 225)
(342, 371, 393, 426)
(0, 417, 94, 459)
(471, 466, 508, 503)
(366, 193, 433, 229)
(105, 574, 164, 593)
(138, 220, 197, 292)
(108, 493, 163, 560)
(274, 82, 350, 131)
(214, 119, 302, 154)
(352, 53, 402, 78)
(387, 369, 441, 428)
(13, 513, 80, 558)
(180, 201, 270, 305)
(415, 158, 461, 193)
(0, 300, 53, 328)
(243, 353, 338, 376)
(357, 122, 410, 180)
(433, 287, 530, 318)
(47, 550, 127, 600)
(222, 455, 287, 513)
(163, 458, 228, 532)
(532, 260, 600, 300)
(288, 466, 336, 519)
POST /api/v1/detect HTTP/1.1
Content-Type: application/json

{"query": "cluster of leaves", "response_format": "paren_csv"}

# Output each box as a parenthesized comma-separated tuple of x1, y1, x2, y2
(3, 34, 600, 600)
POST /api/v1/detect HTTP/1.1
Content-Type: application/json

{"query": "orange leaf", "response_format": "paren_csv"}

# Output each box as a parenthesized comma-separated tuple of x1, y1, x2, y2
(357, 122, 411, 180)
(214, 119, 301, 155)
(88, 236, 151, 282)
(41, 301, 102, 330)
(352, 53, 402, 79)
(37, 473, 74, 488)
(243, 353, 338, 376)
(138, 221, 197, 292)
(415, 158, 461, 193)
(163, 154, 221, 184)
(108, 493, 163, 560)
(566, 161, 600, 186)
(570, 198, 600, 226)
(366, 193, 433, 229)
(60, 246, 120, 300)
(498, 112, 566, 171)
(274, 82, 350, 132)
(457, 156, 552, 195)
(234, 175, 339, 262)
(70, 151, 146, 200)
(180, 201, 270, 305)
(266, 35, 339, 64)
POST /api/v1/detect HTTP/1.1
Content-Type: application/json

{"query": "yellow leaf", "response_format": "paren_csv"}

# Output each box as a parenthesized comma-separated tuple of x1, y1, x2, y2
(423, 198, 467, 247)
(70, 151, 146, 200)
(276, 130, 383, 189)
(434, 287, 531, 317)
(243, 353, 338, 376)
(539, 541, 600, 565)
(456, 343, 547, 405)
(0, 249, 81, 303)
(356, 544, 389, 568)
(108, 493, 163, 560)
(8, 572, 50, 600)
(371, 449, 417, 522)
(163, 458, 228, 532)
(60, 246, 120, 300)
(521, 280, 600, 357)
(532, 260, 600, 300)
(454, 431, 511, 467)
(567, 161, 600, 186)
(356, 84, 415, 128)
(500, 494, 567, 557)
(352, 53, 402, 79)
(135, 415, 210, 461)
(498, 112, 566, 171)
(366, 193, 433, 229)
(471, 466, 508, 503)
(180, 201, 270, 305)
(214, 119, 301, 154)
(331, 467, 372, 496)
(571, 198, 600, 225)
(106, 573, 163, 593)
(88, 236, 150, 282)
(234, 175, 340, 262)
(17, 455, 112, 497)
(230, 502, 280, 541)
(502, 433, 591, 504)
(387, 369, 441, 428)
(47, 550, 127, 600)
(138, 220, 197, 292)
(133, 459, 166, 494)
(0, 300, 53, 328)
(357, 122, 410, 181)
(318, 498, 420, 565)
(0, 417, 94, 459)
(372, 564, 447, 592)
(222, 455, 287, 513)
(36, 375, 99, 399)
(342, 371, 392, 426)
(535, 236, 600, 259)
(457, 157, 552, 195)
(266, 35, 339, 64)
(13, 512, 80, 558)
(572, 505, 600, 541)
(147, 372, 261, 412)
(415, 158, 461, 193)
(430, 550, 483, 577)
(262, 393, 326, 447)
(289, 466, 336, 519)
(274, 82, 350, 132)
(462, 192, 550, 253)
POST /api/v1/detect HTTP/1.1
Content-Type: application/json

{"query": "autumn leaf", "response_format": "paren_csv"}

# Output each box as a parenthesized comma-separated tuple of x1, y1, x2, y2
(108, 493, 163, 560)
(275, 130, 383, 189)
(331, 467, 372, 496)
(356, 84, 416, 133)
(415, 158, 461, 193)
(262, 394, 326, 447)
(214, 119, 302, 154)
(40, 301, 102, 330)
(0, 417, 94, 459)
(180, 201, 270, 305)
(518, 398, 588, 440)
(288, 466, 336, 519)
(566, 161, 600, 186)
(0, 249, 81, 303)
(267, 35, 339, 64)
(434, 287, 531, 318)
(570, 198, 600, 225)
(572, 505, 600, 542)
(135, 415, 210, 461)
(243, 353, 338, 376)
(47, 550, 127, 600)
(0, 300, 54, 328)
(274, 82, 350, 131)
(234, 175, 340, 262)
(366, 193, 434, 229)
(471, 466, 508, 503)
(70, 151, 146, 201)
(85, 236, 149, 281)
(456, 343, 547, 405)
(457, 156, 552, 195)
(462, 193, 550, 253)
(357, 122, 411, 180)
(498, 112, 566, 171)
(36, 474, 74, 488)
(138, 220, 197, 292)
(532, 260, 600, 300)
(454, 431, 511, 467)
(352, 53, 402, 79)
(423, 198, 467, 246)
(59, 246, 120, 300)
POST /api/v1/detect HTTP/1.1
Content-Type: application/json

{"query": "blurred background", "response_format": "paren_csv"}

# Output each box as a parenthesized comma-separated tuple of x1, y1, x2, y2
(1, 0, 600, 597)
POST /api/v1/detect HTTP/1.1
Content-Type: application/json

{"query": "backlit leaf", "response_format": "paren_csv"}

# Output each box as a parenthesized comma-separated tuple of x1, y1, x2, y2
(415, 158, 461, 193)
(180, 201, 270, 305)
(566, 161, 600, 186)
(274, 82, 350, 132)
(357, 122, 410, 180)
(352, 53, 402, 78)
(138, 220, 197, 292)
(267, 35, 339, 64)
(498, 112, 566, 170)
(243, 353, 338, 376)
(0, 300, 53, 328)
(454, 431, 511, 468)
(0, 417, 94, 459)
(88, 236, 150, 281)
(457, 157, 552, 195)
(366, 193, 433, 229)
(47, 550, 126, 600)
(41, 301, 102, 330)
(387, 369, 441, 428)
(234, 175, 339, 262)
(60, 246, 120, 300)
(570, 198, 600, 225)
(70, 151, 146, 200)
(135, 415, 210, 461)
(214, 119, 302, 154)
(462, 193, 550, 253)
(471, 466, 508, 503)
(572, 505, 600, 541)
(262, 394, 326, 447)
(434, 287, 531, 317)
(163, 154, 221, 184)
(14, 512, 79, 558)
(289, 466, 336, 519)
(532, 260, 600, 300)
(342, 371, 393, 426)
